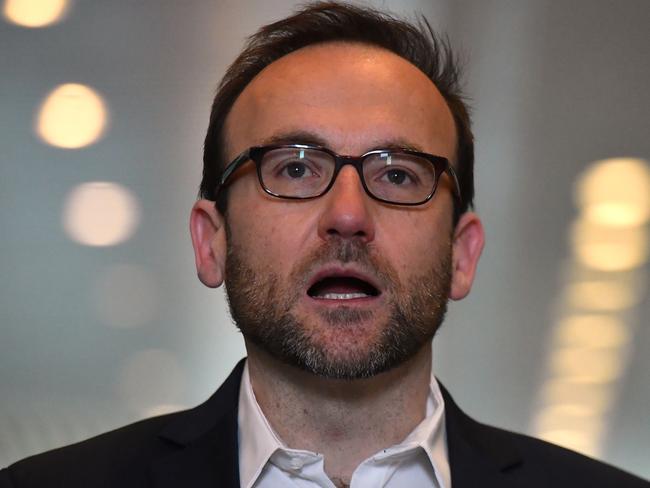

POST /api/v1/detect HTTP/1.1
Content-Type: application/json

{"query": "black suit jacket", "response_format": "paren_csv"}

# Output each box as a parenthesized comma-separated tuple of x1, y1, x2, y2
(1, 359, 647, 487)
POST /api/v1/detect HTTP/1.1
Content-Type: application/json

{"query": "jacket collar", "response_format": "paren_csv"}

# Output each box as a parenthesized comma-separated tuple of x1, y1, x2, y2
(439, 382, 526, 487)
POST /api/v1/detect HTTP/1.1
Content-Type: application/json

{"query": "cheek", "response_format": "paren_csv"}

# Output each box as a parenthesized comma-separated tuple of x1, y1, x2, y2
(228, 198, 317, 274)
(377, 213, 450, 278)
(383, 234, 435, 274)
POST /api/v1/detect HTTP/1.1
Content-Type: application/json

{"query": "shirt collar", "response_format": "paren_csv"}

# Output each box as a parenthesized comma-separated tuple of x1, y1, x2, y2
(237, 360, 451, 488)
(404, 374, 451, 488)
(237, 361, 284, 488)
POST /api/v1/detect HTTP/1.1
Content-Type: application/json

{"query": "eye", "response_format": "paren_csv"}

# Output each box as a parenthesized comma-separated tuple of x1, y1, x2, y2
(279, 160, 317, 179)
(379, 167, 417, 186)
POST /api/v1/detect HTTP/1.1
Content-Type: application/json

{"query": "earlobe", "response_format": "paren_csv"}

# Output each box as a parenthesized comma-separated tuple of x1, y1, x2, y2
(449, 212, 485, 300)
(189, 200, 227, 288)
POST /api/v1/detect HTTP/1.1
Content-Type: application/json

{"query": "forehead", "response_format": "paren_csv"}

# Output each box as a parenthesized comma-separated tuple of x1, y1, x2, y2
(224, 42, 456, 159)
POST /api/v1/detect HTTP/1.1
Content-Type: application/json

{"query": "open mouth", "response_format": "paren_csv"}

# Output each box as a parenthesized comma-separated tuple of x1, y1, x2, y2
(307, 276, 380, 300)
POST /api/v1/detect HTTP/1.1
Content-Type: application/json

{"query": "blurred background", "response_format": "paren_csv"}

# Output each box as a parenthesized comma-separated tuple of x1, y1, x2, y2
(1, 0, 648, 478)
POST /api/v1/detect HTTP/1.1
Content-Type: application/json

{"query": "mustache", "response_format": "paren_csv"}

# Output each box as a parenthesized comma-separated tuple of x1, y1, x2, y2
(290, 239, 399, 292)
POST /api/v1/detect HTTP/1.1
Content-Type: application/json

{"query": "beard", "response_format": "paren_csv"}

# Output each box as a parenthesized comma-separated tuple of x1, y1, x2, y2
(224, 231, 452, 380)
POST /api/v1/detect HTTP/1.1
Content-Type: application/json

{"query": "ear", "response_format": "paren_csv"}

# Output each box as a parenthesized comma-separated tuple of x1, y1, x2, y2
(190, 199, 227, 288)
(449, 211, 485, 301)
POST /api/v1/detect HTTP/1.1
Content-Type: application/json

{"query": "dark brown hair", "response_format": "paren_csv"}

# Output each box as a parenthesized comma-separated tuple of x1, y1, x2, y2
(200, 1, 474, 220)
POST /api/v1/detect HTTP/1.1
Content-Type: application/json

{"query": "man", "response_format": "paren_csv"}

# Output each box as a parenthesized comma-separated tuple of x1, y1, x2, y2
(1, 2, 647, 487)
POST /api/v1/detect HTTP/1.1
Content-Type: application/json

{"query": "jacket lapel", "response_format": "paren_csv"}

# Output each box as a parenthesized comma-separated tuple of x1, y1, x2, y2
(149, 360, 245, 488)
(440, 382, 526, 488)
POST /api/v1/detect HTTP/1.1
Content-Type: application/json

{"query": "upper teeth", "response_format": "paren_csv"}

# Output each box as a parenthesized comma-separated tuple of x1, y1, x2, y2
(318, 292, 368, 300)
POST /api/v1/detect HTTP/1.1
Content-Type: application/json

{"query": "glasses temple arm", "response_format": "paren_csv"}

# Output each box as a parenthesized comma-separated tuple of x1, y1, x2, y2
(216, 149, 252, 193)
(445, 165, 462, 202)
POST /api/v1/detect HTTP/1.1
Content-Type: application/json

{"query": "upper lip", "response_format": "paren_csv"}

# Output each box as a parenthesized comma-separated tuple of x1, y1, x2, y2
(306, 264, 382, 296)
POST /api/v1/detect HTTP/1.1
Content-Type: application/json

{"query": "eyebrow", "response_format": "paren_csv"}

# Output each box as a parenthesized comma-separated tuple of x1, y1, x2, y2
(258, 130, 427, 154)
(261, 130, 329, 148)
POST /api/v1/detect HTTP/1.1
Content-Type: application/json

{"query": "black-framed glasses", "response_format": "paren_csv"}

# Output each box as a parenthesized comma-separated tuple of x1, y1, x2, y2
(216, 144, 460, 206)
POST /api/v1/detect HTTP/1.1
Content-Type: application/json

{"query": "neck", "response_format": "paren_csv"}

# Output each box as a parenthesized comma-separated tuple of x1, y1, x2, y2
(245, 342, 433, 484)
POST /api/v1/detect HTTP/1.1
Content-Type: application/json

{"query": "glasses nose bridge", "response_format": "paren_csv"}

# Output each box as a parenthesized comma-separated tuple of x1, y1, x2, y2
(332, 154, 366, 186)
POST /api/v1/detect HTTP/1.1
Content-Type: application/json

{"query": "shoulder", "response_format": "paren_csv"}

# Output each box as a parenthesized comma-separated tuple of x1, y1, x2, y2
(1, 359, 246, 488)
(439, 382, 648, 487)
(481, 422, 648, 487)
(0, 413, 182, 488)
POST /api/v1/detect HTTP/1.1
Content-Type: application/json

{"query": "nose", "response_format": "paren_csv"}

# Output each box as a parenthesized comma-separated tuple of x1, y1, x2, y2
(317, 165, 376, 243)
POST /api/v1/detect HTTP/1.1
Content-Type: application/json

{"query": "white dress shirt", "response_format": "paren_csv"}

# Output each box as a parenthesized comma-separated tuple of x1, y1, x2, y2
(237, 361, 451, 488)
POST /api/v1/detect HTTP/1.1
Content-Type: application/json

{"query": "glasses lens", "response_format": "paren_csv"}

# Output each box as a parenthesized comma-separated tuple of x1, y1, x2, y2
(259, 147, 335, 198)
(363, 152, 436, 204)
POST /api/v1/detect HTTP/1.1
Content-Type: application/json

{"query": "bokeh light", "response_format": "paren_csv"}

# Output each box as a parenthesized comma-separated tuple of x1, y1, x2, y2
(550, 347, 626, 384)
(3, 0, 68, 27)
(571, 221, 649, 271)
(554, 315, 630, 349)
(62, 182, 140, 246)
(540, 379, 614, 415)
(534, 406, 604, 438)
(532, 157, 650, 457)
(566, 280, 642, 311)
(576, 158, 650, 228)
(92, 264, 157, 328)
(36, 83, 108, 148)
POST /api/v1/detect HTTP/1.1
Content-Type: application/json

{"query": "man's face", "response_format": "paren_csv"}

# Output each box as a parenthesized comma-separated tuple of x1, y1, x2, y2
(211, 43, 471, 378)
